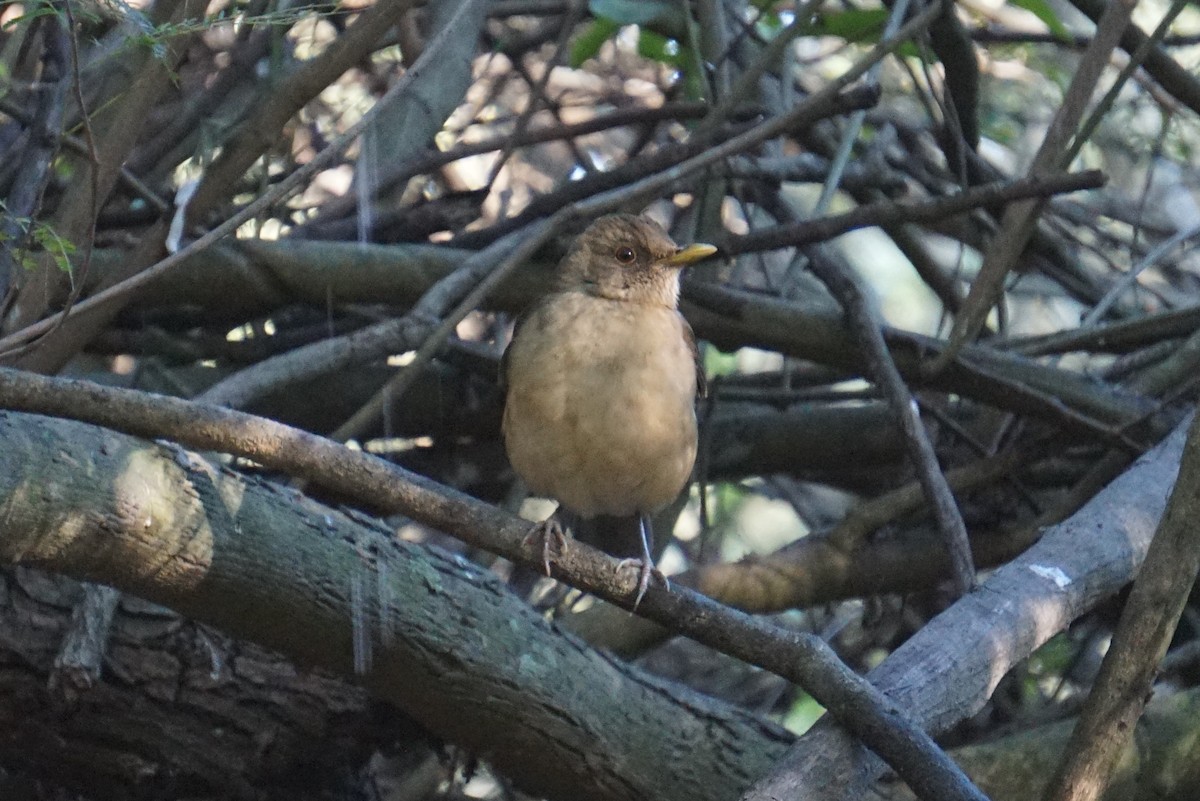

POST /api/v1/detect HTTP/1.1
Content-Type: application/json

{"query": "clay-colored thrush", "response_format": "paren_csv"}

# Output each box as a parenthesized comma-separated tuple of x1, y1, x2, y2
(501, 213, 716, 604)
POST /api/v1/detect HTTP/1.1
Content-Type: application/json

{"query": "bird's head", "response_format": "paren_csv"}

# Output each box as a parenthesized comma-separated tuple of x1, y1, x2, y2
(556, 214, 717, 308)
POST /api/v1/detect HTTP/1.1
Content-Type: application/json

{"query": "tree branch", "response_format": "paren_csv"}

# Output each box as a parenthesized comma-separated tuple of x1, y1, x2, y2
(0, 367, 987, 801)
(740, 415, 1189, 801)
(0, 408, 790, 801)
(1042, 412, 1200, 801)
(718, 170, 1107, 256)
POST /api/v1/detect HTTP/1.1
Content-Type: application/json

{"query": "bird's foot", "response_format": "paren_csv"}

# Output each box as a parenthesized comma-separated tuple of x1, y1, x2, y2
(524, 518, 568, 576)
(615, 557, 669, 610)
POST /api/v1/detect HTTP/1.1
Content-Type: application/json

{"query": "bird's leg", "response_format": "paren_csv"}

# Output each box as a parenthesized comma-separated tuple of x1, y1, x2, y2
(616, 514, 668, 609)
(523, 512, 569, 576)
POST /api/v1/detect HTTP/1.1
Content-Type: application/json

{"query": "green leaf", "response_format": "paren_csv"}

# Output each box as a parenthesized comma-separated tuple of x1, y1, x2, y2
(809, 9, 931, 61)
(810, 8, 888, 43)
(896, 41, 930, 61)
(636, 29, 682, 66)
(680, 55, 705, 101)
(704, 348, 738, 378)
(570, 17, 620, 67)
(781, 693, 825, 735)
(31, 223, 76, 274)
(1009, 0, 1071, 41)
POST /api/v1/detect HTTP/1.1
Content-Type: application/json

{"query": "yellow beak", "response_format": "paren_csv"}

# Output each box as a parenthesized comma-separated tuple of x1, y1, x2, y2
(659, 243, 718, 268)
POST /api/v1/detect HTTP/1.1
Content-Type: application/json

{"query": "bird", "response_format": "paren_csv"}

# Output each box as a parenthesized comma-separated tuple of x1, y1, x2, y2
(500, 213, 716, 606)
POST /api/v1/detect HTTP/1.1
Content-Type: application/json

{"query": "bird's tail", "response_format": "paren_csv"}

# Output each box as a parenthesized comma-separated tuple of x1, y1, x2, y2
(574, 514, 646, 560)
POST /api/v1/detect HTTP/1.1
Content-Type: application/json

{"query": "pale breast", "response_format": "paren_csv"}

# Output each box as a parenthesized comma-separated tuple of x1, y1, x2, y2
(502, 291, 698, 517)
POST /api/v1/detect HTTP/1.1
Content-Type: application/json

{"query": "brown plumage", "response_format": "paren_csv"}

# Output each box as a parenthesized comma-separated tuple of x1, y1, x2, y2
(501, 213, 716, 605)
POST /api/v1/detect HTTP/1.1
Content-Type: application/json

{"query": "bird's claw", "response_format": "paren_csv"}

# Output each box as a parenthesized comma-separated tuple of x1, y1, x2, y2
(615, 558, 668, 610)
(524, 518, 567, 576)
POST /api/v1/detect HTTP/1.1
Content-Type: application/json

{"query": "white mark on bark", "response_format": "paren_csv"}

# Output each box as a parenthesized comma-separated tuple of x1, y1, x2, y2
(1029, 564, 1071, 588)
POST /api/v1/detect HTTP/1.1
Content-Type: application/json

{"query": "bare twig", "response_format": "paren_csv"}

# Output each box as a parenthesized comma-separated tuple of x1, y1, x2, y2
(740, 417, 1187, 801)
(1063, 0, 1190, 167)
(931, 0, 1140, 373)
(720, 170, 1106, 256)
(814, 249, 979, 596)
(199, 78, 881, 410)
(0, 0, 486, 357)
(483, 0, 587, 186)
(298, 101, 723, 235)
(203, 7, 932, 415)
(1002, 304, 1200, 357)
(2, 0, 102, 362)
(0, 12, 68, 308)
(183, 0, 420, 224)
(1067, 0, 1200, 118)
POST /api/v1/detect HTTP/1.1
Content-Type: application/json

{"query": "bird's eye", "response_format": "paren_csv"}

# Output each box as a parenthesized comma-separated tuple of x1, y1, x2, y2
(615, 246, 636, 264)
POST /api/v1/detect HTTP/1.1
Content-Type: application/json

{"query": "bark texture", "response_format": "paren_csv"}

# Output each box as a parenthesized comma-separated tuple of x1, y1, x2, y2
(0, 410, 792, 801)
(0, 566, 413, 800)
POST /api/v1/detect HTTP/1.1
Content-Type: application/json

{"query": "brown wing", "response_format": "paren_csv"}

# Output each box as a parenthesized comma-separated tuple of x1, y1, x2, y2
(682, 315, 707, 399)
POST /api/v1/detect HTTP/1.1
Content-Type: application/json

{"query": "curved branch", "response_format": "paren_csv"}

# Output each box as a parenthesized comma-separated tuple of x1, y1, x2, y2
(0, 367, 986, 801)
(741, 416, 1189, 801)
(0, 409, 788, 801)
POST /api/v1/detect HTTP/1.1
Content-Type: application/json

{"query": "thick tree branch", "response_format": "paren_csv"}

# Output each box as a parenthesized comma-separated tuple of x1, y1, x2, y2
(1042, 412, 1200, 801)
(0, 566, 397, 800)
(0, 367, 988, 801)
(740, 415, 1189, 801)
(85, 237, 1156, 437)
(0, 402, 1189, 799)
(0, 409, 790, 801)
